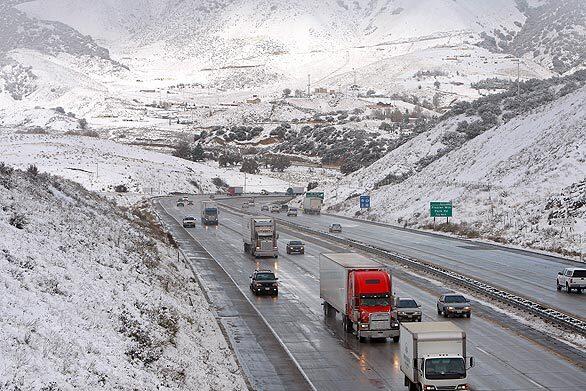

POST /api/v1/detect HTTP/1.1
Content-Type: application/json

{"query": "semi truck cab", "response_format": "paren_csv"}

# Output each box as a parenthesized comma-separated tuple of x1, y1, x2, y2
(350, 270, 399, 341)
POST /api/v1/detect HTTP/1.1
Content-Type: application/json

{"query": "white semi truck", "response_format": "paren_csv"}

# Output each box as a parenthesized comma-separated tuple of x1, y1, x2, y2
(243, 216, 279, 258)
(303, 196, 322, 215)
(400, 322, 474, 391)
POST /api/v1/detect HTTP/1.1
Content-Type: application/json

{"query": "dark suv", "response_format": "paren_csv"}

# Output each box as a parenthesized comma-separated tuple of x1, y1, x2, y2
(437, 293, 471, 318)
(286, 240, 305, 254)
(250, 269, 279, 296)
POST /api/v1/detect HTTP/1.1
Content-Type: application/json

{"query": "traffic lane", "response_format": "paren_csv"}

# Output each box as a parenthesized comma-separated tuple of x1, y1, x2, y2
(212, 206, 586, 390)
(156, 200, 312, 391)
(268, 210, 586, 319)
(163, 199, 395, 391)
(214, 212, 402, 390)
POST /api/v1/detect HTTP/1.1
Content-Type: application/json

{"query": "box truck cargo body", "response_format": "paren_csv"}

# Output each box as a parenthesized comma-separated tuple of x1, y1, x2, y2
(228, 186, 244, 196)
(319, 253, 399, 341)
(400, 322, 474, 391)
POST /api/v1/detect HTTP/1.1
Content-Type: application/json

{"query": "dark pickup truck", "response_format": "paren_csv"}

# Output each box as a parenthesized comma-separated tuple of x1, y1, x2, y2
(250, 269, 279, 296)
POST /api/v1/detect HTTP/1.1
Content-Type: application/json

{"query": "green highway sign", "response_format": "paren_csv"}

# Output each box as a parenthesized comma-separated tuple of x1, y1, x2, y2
(430, 202, 453, 218)
(306, 192, 325, 200)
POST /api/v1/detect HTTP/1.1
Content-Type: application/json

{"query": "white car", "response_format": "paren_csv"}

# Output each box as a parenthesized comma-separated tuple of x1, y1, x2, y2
(287, 207, 298, 217)
(557, 268, 586, 293)
(328, 223, 342, 233)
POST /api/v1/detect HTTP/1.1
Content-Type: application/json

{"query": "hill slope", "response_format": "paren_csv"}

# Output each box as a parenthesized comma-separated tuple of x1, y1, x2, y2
(324, 82, 586, 255)
(0, 166, 247, 390)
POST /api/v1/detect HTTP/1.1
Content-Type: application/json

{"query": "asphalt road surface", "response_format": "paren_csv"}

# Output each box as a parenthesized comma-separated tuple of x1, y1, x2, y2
(234, 197, 585, 321)
(157, 196, 586, 391)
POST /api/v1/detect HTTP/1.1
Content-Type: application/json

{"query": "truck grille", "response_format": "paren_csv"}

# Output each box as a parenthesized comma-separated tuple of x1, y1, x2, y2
(260, 241, 273, 251)
(370, 312, 390, 330)
(436, 387, 457, 391)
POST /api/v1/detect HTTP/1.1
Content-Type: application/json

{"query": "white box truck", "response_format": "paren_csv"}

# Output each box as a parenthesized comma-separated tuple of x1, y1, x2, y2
(243, 217, 279, 258)
(320, 253, 399, 342)
(303, 197, 322, 215)
(400, 322, 474, 391)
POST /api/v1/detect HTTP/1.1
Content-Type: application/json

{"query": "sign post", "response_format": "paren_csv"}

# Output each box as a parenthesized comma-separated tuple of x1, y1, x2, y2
(360, 195, 371, 210)
(430, 201, 453, 225)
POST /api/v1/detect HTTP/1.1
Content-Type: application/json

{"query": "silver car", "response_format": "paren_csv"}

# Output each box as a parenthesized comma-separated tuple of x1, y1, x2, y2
(437, 294, 471, 318)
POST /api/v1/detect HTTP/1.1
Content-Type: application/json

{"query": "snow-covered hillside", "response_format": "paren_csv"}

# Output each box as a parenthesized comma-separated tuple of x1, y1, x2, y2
(0, 131, 292, 199)
(0, 166, 247, 390)
(324, 83, 586, 256)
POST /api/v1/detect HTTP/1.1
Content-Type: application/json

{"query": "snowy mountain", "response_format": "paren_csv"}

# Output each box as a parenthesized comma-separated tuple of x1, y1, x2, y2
(322, 74, 586, 255)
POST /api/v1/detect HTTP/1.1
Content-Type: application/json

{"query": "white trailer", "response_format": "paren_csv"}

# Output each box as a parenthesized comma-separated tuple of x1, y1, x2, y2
(400, 322, 474, 391)
(303, 197, 322, 215)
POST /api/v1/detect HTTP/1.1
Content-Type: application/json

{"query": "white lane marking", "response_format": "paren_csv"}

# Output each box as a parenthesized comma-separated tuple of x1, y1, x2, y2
(350, 352, 361, 361)
(476, 347, 546, 389)
(476, 347, 490, 355)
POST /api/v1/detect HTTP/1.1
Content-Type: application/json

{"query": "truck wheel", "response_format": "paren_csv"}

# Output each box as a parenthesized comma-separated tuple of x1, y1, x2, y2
(566, 283, 571, 293)
(578, 288, 583, 294)
(343, 316, 353, 333)
(393, 336, 400, 343)
(556, 282, 562, 291)
(437, 307, 441, 315)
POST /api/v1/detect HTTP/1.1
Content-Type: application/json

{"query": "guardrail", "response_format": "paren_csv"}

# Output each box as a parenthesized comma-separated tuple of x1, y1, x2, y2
(218, 201, 586, 336)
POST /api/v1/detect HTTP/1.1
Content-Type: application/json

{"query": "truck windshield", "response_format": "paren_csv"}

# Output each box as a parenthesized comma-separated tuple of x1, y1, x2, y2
(425, 358, 466, 380)
(204, 208, 218, 215)
(398, 299, 418, 308)
(255, 273, 276, 281)
(361, 297, 390, 306)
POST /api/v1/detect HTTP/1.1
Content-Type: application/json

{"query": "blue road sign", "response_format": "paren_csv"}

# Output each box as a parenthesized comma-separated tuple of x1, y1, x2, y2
(360, 195, 371, 209)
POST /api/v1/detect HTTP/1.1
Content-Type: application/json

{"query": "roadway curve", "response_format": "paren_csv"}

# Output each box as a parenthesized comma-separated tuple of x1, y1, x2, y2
(157, 196, 585, 391)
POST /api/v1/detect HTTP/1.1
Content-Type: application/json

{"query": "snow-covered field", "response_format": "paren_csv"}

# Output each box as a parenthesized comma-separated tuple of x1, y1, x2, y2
(0, 130, 293, 201)
(0, 166, 247, 390)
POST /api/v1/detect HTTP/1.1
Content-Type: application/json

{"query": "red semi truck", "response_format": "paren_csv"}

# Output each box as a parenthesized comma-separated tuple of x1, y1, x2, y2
(227, 186, 244, 196)
(320, 253, 400, 342)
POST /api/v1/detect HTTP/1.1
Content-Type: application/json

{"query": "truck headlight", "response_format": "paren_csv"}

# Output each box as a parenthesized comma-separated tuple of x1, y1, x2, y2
(391, 321, 399, 328)
(447, 306, 454, 310)
(464, 306, 471, 310)
(456, 385, 469, 390)
(423, 386, 436, 391)
(398, 311, 405, 315)
(360, 323, 369, 329)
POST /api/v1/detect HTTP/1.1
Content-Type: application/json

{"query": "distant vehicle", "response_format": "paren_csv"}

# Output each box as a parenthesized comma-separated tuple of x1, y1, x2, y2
(270, 204, 280, 213)
(287, 207, 298, 217)
(303, 196, 322, 215)
(261, 205, 270, 212)
(242, 202, 249, 209)
(176, 200, 185, 207)
(557, 268, 586, 293)
(182, 216, 196, 228)
(243, 217, 279, 258)
(250, 269, 279, 296)
(281, 204, 289, 212)
(400, 322, 474, 391)
(181, 196, 189, 201)
(228, 186, 244, 196)
(248, 198, 255, 205)
(320, 253, 399, 342)
(328, 223, 342, 233)
(200, 201, 219, 225)
(437, 294, 471, 318)
(286, 240, 305, 254)
(394, 297, 422, 322)
(188, 200, 194, 205)
(260, 189, 269, 195)
(286, 186, 305, 196)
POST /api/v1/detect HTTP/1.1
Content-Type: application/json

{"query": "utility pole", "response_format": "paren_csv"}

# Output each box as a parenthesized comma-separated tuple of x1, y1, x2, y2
(517, 58, 521, 100)
(244, 172, 247, 194)
(307, 74, 311, 97)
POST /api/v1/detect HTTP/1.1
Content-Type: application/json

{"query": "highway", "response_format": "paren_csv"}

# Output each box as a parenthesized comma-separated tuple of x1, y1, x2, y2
(237, 198, 585, 321)
(157, 196, 585, 391)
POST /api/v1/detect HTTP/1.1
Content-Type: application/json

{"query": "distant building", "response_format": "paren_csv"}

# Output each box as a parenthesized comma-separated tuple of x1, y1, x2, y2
(246, 95, 261, 104)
